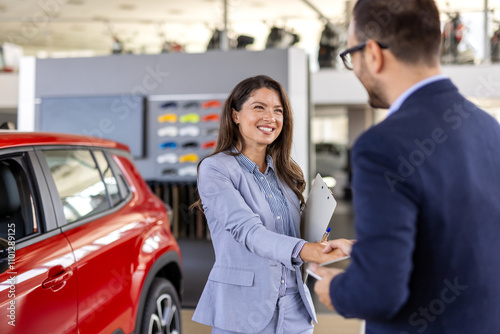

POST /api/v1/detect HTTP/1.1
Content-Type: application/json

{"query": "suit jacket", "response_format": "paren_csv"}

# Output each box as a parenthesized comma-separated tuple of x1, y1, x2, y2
(192, 152, 316, 333)
(330, 78, 500, 333)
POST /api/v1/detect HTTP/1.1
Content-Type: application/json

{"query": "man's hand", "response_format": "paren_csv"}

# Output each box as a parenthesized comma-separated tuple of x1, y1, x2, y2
(300, 242, 343, 263)
(300, 238, 355, 264)
(310, 264, 344, 310)
(322, 238, 355, 256)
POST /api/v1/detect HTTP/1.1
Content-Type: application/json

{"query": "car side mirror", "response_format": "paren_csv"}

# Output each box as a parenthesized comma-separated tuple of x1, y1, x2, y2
(0, 238, 10, 274)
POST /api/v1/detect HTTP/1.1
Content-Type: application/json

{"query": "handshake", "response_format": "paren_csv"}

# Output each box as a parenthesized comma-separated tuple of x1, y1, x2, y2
(299, 238, 354, 266)
(299, 238, 355, 311)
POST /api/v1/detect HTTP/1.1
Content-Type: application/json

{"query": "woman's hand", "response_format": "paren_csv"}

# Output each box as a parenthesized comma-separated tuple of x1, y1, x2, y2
(322, 239, 355, 256)
(299, 238, 354, 264)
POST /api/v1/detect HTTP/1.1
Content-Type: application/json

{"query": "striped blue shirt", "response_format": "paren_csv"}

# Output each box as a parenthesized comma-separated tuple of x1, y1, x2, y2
(235, 152, 306, 296)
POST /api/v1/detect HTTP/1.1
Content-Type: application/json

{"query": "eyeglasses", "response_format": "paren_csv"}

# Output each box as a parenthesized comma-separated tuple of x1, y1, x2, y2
(339, 41, 389, 70)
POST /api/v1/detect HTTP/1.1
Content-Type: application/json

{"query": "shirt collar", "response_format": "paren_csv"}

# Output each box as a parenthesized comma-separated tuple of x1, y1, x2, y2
(232, 148, 274, 174)
(387, 74, 448, 118)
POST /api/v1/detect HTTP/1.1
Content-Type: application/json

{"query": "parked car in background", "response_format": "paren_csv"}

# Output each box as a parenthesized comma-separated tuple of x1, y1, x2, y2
(315, 142, 351, 199)
(0, 131, 182, 334)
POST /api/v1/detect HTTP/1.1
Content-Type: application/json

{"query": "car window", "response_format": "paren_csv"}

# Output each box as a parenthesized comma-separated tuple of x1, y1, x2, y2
(93, 150, 121, 206)
(42, 149, 110, 224)
(108, 153, 131, 200)
(0, 155, 40, 240)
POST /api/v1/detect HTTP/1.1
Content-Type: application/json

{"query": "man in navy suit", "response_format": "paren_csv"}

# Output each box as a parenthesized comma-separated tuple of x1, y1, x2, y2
(311, 0, 500, 333)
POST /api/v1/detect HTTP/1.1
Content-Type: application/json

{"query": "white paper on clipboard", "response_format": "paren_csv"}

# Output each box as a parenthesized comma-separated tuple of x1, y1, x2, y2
(301, 173, 337, 242)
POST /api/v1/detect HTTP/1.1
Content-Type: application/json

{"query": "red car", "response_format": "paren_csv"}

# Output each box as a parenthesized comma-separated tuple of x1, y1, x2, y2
(0, 131, 182, 334)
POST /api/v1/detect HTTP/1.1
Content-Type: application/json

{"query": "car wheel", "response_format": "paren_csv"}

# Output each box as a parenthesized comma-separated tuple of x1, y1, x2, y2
(141, 278, 182, 334)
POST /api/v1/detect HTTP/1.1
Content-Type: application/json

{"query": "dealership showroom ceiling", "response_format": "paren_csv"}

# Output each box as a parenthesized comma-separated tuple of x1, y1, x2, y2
(1, 0, 499, 57)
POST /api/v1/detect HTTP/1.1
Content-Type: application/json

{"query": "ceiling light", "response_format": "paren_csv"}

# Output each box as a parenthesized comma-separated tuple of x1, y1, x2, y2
(236, 35, 254, 49)
(265, 27, 299, 49)
(318, 24, 340, 69)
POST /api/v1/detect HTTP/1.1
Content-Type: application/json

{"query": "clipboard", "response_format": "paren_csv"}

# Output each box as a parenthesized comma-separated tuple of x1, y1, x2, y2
(305, 255, 351, 280)
(301, 173, 337, 242)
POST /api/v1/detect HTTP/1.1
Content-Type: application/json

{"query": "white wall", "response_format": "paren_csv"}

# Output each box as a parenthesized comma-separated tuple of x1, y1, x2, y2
(12, 63, 500, 112)
(287, 48, 311, 185)
(312, 69, 368, 106)
(17, 57, 36, 130)
(311, 64, 500, 106)
(0, 73, 19, 109)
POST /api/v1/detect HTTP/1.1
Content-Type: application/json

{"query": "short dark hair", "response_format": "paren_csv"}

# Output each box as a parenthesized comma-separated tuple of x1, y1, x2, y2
(353, 0, 442, 65)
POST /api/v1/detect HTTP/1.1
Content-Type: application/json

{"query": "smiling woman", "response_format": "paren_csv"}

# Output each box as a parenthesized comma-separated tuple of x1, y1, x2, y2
(190, 75, 351, 334)
(231, 87, 284, 169)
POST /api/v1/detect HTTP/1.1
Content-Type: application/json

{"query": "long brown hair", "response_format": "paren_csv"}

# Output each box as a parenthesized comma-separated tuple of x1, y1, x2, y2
(192, 75, 305, 209)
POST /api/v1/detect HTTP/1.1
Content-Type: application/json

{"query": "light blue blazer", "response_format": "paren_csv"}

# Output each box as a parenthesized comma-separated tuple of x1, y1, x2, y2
(192, 152, 316, 333)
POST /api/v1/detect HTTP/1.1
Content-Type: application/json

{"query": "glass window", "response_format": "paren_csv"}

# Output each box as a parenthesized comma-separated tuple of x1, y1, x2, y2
(0, 156, 39, 240)
(43, 149, 110, 223)
(93, 150, 121, 206)
(110, 154, 131, 200)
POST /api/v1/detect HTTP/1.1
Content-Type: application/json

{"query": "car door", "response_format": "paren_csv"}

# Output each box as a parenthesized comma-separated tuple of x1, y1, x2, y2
(38, 147, 144, 333)
(0, 149, 78, 334)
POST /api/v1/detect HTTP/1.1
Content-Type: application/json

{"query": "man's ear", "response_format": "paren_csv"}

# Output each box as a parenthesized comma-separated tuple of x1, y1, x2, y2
(232, 108, 239, 124)
(364, 40, 385, 73)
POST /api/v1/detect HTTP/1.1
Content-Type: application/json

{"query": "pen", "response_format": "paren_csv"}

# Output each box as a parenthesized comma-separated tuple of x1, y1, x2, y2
(320, 227, 331, 243)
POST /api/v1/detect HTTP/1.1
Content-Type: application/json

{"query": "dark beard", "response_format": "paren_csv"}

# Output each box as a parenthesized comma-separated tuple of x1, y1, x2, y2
(368, 89, 390, 109)
(357, 56, 390, 109)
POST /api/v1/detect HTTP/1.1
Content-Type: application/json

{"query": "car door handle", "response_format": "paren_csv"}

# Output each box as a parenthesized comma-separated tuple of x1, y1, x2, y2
(42, 268, 73, 291)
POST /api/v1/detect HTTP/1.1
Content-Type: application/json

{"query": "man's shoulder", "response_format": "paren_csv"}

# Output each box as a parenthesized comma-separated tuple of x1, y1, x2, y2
(400, 78, 462, 113)
(411, 77, 457, 99)
(352, 106, 426, 156)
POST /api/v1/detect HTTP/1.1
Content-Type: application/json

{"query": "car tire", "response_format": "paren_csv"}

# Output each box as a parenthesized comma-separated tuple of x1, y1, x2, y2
(141, 278, 182, 334)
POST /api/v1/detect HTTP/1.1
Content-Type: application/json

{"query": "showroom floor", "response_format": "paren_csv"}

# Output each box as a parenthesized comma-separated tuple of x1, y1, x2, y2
(181, 309, 364, 334)
(178, 200, 361, 333)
